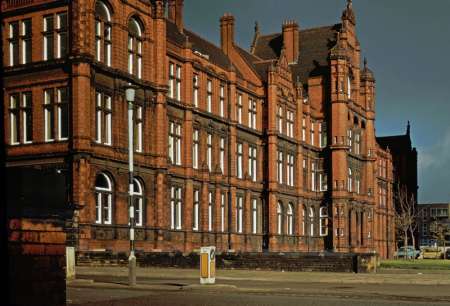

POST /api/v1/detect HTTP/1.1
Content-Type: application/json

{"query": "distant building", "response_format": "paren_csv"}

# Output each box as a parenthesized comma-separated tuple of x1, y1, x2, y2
(377, 122, 418, 247)
(418, 203, 450, 247)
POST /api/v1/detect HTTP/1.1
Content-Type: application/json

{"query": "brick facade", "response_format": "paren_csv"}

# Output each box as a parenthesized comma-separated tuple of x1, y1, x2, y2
(3, 0, 396, 259)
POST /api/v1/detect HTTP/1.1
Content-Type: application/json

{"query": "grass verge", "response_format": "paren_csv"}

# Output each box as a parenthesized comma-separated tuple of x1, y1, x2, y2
(381, 259, 450, 270)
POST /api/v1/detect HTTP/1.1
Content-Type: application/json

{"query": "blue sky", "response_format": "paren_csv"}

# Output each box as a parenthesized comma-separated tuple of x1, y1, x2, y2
(183, 0, 450, 203)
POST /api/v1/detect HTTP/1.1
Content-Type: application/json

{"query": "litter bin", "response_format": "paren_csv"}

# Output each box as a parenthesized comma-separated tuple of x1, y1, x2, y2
(200, 246, 215, 284)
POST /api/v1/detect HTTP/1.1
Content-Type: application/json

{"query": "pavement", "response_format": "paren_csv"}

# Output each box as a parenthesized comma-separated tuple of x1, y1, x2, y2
(67, 266, 450, 306)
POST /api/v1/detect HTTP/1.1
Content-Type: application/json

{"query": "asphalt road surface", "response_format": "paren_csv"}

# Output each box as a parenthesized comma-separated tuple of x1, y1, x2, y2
(68, 268, 450, 306)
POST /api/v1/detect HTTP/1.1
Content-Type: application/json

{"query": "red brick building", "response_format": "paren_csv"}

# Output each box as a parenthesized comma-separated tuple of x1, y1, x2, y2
(3, 0, 396, 259)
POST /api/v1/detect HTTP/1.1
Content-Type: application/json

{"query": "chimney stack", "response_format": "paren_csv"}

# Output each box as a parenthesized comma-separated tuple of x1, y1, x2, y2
(282, 20, 299, 64)
(168, 0, 184, 33)
(220, 13, 235, 55)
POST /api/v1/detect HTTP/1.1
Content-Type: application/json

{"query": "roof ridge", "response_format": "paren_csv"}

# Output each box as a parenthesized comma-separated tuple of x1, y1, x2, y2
(300, 23, 341, 33)
(184, 28, 222, 52)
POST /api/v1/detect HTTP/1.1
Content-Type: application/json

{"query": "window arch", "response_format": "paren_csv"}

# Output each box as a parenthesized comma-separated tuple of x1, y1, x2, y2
(309, 206, 315, 236)
(302, 204, 307, 236)
(319, 206, 328, 236)
(132, 178, 144, 227)
(95, 172, 113, 224)
(128, 17, 143, 78)
(95, 1, 112, 66)
(277, 202, 283, 235)
(287, 203, 294, 235)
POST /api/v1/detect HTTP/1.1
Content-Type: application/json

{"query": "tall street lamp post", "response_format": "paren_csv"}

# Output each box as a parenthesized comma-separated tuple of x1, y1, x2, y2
(125, 86, 136, 286)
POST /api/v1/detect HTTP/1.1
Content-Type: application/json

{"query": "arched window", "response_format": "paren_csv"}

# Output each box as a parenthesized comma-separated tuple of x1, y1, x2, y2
(319, 207, 328, 236)
(132, 178, 144, 227)
(95, 1, 112, 66)
(309, 206, 315, 236)
(95, 172, 113, 224)
(287, 203, 294, 235)
(348, 168, 353, 192)
(128, 17, 143, 78)
(277, 202, 283, 235)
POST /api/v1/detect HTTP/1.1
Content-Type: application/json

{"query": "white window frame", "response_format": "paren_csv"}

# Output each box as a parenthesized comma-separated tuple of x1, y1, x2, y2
(219, 85, 225, 117)
(237, 143, 243, 179)
(193, 73, 199, 107)
(277, 150, 283, 184)
(248, 98, 257, 129)
(302, 117, 306, 141)
(319, 207, 328, 236)
(252, 199, 258, 234)
(221, 193, 225, 232)
(220, 137, 225, 173)
(277, 106, 283, 134)
(309, 207, 315, 237)
(348, 168, 353, 192)
(170, 186, 182, 230)
(237, 93, 242, 124)
(277, 202, 283, 235)
(311, 161, 317, 191)
(207, 79, 212, 112)
(176, 65, 181, 101)
(9, 95, 20, 145)
(236, 195, 243, 233)
(248, 145, 257, 182)
(56, 13, 67, 59)
(208, 191, 213, 232)
(95, 173, 113, 225)
(207, 133, 212, 171)
(22, 93, 32, 144)
(193, 189, 199, 231)
(287, 203, 294, 235)
(133, 179, 144, 227)
(56, 88, 68, 141)
(44, 89, 54, 142)
(193, 129, 199, 169)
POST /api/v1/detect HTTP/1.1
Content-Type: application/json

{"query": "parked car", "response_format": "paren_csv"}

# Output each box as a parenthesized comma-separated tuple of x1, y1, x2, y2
(395, 246, 420, 259)
(444, 248, 450, 259)
(421, 247, 443, 259)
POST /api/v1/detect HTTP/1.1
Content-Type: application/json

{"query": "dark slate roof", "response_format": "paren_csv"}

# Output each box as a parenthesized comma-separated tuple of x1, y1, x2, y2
(253, 24, 341, 84)
(166, 21, 232, 71)
(235, 46, 269, 80)
(377, 135, 412, 153)
(253, 61, 275, 82)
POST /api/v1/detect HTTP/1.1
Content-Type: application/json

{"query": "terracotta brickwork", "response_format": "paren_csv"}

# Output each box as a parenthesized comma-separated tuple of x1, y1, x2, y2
(3, 0, 396, 259)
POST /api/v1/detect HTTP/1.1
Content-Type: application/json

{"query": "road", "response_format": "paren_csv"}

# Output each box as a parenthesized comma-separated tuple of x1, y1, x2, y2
(67, 266, 450, 306)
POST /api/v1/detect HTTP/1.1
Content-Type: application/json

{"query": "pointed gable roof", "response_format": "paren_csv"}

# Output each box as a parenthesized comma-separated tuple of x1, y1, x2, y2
(252, 24, 341, 84)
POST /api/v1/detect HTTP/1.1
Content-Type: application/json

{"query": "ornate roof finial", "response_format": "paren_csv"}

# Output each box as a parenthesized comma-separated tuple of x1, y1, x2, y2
(250, 21, 261, 54)
(407, 121, 411, 136)
(342, 0, 356, 24)
(364, 57, 367, 68)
